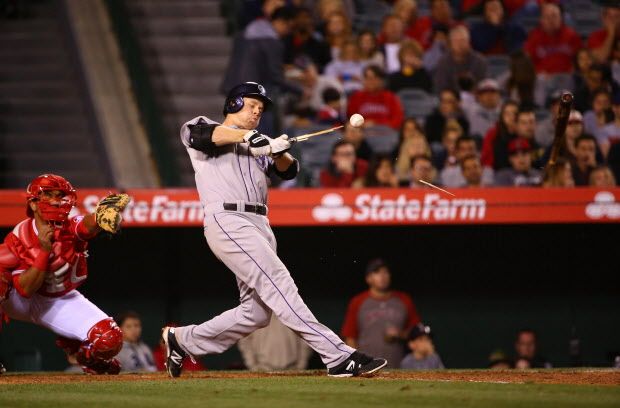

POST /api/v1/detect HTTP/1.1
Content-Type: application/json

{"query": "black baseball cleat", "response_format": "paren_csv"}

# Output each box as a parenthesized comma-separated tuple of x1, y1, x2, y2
(0, 362, 5, 374)
(327, 351, 387, 377)
(162, 327, 187, 378)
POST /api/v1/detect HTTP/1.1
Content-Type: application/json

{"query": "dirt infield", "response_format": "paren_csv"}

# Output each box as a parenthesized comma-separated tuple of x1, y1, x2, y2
(0, 369, 618, 386)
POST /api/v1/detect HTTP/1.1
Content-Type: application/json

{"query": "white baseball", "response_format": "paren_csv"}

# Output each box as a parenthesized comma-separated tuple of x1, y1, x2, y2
(349, 113, 364, 128)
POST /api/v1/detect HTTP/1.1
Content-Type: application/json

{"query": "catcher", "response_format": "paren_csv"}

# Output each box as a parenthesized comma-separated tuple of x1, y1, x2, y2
(0, 174, 130, 374)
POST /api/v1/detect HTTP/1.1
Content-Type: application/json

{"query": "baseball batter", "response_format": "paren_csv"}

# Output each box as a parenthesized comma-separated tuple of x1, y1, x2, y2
(0, 174, 130, 374)
(162, 82, 387, 377)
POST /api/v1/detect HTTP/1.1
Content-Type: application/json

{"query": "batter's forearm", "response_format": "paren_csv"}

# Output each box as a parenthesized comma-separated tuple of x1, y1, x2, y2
(274, 153, 295, 171)
(211, 126, 249, 146)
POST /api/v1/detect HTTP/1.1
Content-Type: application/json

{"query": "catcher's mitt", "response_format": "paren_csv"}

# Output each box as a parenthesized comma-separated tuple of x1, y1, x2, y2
(95, 193, 131, 233)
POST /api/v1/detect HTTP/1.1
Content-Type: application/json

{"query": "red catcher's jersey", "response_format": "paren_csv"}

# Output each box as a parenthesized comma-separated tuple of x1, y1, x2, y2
(4, 217, 96, 297)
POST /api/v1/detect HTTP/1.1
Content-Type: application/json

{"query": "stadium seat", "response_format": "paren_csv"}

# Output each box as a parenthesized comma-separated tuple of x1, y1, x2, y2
(486, 55, 511, 79)
(364, 126, 399, 155)
(397, 89, 438, 121)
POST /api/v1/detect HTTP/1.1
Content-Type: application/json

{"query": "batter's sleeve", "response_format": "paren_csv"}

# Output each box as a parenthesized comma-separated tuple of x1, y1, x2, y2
(269, 158, 299, 180)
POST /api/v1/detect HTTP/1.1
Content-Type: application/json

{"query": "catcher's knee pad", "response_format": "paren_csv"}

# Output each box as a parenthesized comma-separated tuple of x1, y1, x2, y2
(84, 318, 123, 360)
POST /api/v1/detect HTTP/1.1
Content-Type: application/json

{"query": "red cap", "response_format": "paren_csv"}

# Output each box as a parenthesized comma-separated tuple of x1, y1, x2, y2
(508, 138, 532, 155)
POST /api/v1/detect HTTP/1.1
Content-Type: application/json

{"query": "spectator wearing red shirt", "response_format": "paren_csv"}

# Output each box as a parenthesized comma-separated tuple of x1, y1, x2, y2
(406, 0, 456, 50)
(347, 65, 404, 130)
(341, 259, 420, 369)
(524, 2, 582, 75)
(587, 6, 620, 64)
(524, 2, 581, 107)
(319, 140, 369, 187)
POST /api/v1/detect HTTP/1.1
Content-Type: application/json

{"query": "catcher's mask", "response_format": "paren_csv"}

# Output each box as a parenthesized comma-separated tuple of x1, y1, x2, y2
(223, 82, 272, 116)
(26, 174, 77, 225)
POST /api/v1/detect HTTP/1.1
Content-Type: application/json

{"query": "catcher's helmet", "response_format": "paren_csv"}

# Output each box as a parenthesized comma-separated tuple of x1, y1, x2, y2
(26, 174, 77, 222)
(223, 82, 272, 116)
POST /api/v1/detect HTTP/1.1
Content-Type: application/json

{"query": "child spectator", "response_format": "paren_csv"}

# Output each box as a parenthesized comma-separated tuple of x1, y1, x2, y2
(359, 154, 399, 188)
(316, 87, 345, 126)
(470, 0, 526, 55)
(387, 39, 432, 93)
(358, 30, 385, 68)
(115, 311, 157, 372)
(324, 39, 364, 95)
(589, 165, 617, 187)
(347, 65, 404, 130)
(400, 323, 444, 370)
(494, 138, 543, 187)
(319, 140, 368, 187)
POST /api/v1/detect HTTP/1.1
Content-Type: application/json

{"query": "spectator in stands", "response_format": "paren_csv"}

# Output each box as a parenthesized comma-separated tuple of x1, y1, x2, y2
(115, 311, 157, 372)
(316, 87, 345, 126)
(406, 0, 456, 51)
(379, 14, 406, 74)
(342, 259, 421, 369)
(432, 122, 462, 171)
(572, 49, 595, 95)
(513, 329, 552, 369)
(236, 0, 285, 30)
(395, 119, 431, 182)
(324, 39, 365, 95)
(572, 134, 598, 186)
(387, 39, 432, 93)
(587, 6, 620, 64)
(589, 165, 617, 187)
(238, 314, 312, 371)
(324, 10, 351, 60)
(583, 89, 613, 138)
(574, 65, 612, 113)
(433, 26, 487, 94)
(470, 0, 527, 55)
(504, 51, 537, 109)
(597, 93, 620, 157)
(400, 323, 444, 370)
(464, 78, 502, 140)
(542, 158, 575, 188)
(488, 350, 513, 369)
(495, 138, 543, 187)
(300, 63, 344, 115)
(358, 30, 385, 68)
(609, 142, 620, 183)
(540, 110, 586, 165)
(347, 65, 404, 130)
(359, 154, 399, 188)
(341, 121, 373, 162)
(610, 38, 620, 86)
(442, 135, 495, 187)
(222, 6, 299, 135)
(284, 7, 332, 73)
(524, 2, 581, 106)
(393, 0, 418, 32)
(424, 89, 470, 144)
(481, 100, 518, 170)
(409, 155, 438, 188)
(460, 154, 491, 187)
(319, 140, 368, 187)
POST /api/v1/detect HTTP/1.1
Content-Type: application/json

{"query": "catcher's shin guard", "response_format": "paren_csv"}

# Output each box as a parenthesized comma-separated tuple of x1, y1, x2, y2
(75, 318, 123, 374)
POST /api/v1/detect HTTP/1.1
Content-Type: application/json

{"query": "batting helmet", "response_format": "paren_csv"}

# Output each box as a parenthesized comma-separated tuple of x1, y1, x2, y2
(26, 174, 77, 222)
(223, 82, 272, 116)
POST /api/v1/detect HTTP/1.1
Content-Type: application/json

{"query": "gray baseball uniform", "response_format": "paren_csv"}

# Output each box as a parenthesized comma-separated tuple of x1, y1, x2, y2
(174, 116, 354, 368)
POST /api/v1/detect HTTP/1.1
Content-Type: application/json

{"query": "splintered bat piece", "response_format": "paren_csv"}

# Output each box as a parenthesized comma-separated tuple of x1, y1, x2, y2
(289, 125, 344, 143)
(547, 92, 574, 168)
(419, 180, 456, 196)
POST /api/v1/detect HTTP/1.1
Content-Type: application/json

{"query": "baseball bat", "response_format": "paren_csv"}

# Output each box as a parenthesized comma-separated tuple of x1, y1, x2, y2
(546, 92, 574, 169)
(289, 125, 344, 143)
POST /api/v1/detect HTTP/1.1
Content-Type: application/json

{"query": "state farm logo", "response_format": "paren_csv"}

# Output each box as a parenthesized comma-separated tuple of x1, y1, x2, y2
(83, 194, 203, 223)
(312, 193, 486, 222)
(586, 191, 620, 219)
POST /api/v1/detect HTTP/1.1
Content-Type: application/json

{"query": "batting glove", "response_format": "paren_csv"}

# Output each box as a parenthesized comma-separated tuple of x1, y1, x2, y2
(243, 130, 271, 157)
(269, 134, 291, 158)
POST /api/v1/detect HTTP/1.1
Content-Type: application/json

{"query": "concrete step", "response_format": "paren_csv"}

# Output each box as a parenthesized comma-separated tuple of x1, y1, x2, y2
(0, 35, 64, 49)
(0, 97, 86, 114)
(127, 0, 220, 18)
(0, 64, 76, 81)
(0, 81, 80, 98)
(156, 94, 224, 117)
(144, 54, 228, 75)
(0, 131, 94, 151)
(132, 17, 225, 36)
(0, 153, 97, 171)
(137, 35, 231, 57)
(0, 19, 57, 33)
(150, 73, 222, 94)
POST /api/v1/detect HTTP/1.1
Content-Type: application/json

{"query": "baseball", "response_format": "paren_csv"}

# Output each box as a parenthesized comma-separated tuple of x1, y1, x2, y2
(349, 113, 364, 128)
